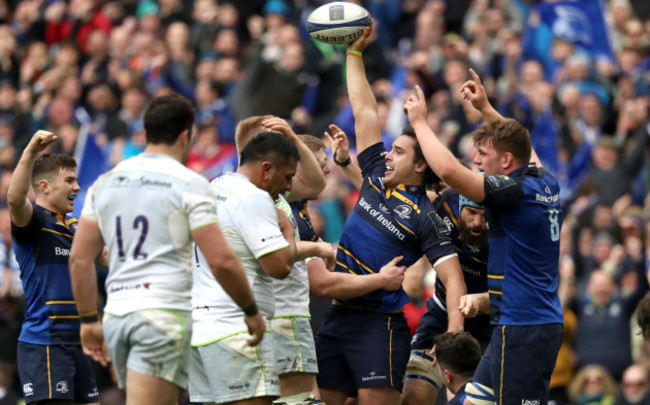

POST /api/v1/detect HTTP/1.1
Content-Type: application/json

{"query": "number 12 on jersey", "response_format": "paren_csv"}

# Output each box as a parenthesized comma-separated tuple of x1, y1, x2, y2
(116, 215, 149, 261)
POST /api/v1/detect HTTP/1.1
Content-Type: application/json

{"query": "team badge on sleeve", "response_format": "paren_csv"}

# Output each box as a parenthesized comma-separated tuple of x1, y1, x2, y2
(427, 211, 452, 239)
(485, 174, 516, 191)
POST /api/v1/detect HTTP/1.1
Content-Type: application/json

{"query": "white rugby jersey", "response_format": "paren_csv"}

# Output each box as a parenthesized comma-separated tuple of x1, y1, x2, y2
(81, 154, 219, 316)
(273, 195, 310, 317)
(191, 172, 289, 345)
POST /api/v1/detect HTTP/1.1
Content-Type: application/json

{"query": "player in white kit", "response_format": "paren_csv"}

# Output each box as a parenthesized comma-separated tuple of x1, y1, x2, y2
(68, 94, 265, 405)
(234, 117, 407, 405)
(190, 130, 334, 405)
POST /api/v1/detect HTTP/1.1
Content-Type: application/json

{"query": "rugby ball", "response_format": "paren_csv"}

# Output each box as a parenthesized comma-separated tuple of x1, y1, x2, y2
(306, 2, 371, 45)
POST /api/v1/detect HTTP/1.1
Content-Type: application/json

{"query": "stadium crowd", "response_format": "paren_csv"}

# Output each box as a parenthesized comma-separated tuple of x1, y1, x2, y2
(0, 0, 648, 404)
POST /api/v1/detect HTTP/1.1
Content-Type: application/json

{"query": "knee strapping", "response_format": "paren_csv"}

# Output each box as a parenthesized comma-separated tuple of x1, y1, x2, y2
(464, 382, 495, 405)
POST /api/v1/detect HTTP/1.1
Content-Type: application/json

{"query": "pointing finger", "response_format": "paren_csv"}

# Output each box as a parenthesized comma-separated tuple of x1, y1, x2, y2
(469, 68, 482, 86)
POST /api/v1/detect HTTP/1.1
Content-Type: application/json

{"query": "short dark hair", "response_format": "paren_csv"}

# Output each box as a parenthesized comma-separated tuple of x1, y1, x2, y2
(434, 332, 481, 379)
(401, 125, 442, 189)
(144, 93, 195, 145)
(638, 292, 650, 340)
(240, 132, 300, 167)
(472, 119, 531, 165)
(32, 153, 77, 189)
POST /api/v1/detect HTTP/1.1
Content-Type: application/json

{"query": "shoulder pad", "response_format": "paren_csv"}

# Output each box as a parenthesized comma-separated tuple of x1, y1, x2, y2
(485, 174, 517, 190)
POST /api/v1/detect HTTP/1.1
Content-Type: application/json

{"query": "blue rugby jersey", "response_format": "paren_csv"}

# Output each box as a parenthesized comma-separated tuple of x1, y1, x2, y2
(482, 163, 564, 325)
(290, 199, 319, 242)
(433, 189, 488, 310)
(336, 142, 455, 311)
(12, 204, 80, 345)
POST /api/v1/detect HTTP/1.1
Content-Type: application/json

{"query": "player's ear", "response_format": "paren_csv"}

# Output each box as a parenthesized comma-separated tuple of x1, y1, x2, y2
(414, 160, 428, 174)
(38, 179, 49, 194)
(261, 161, 273, 181)
(501, 152, 514, 169)
(179, 129, 190, 146)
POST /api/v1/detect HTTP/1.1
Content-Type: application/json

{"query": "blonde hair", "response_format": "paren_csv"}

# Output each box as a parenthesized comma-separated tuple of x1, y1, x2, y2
(567, 364, 618, 403)
(234, 115, 275, 155)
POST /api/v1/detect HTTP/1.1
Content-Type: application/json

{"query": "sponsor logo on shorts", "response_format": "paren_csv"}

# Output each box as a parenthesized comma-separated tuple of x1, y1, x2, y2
(23, 383, 33, 396)
(228, 382, 251, 391)
(56, 381, 69, 393)
(522, 400, 540, 405)
(361, 371, 387, 382)
(88, 388, 99, 398)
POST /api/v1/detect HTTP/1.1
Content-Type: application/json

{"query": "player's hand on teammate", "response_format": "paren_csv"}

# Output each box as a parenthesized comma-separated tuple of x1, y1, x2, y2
(26, 130, 58, 154)
(262, 117, 298, 143)
(460, 68, 489, 112)
(458, 293, 489, 318)
(403, 85, 428, 125)
(324, 124, 351, 165)
(378, 255, 407, 291)
(244, 311, 267, 346)
(80, 322, 111, 367)
(314, 241, 336, 264)
(347, 20, 374, 53)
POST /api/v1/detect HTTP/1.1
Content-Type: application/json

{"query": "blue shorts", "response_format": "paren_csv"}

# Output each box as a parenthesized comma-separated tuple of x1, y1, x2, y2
(17, 341, 99, 404)
(469, 324, 563, 405)
(315, 305, 410, 394)
(410, 297, 492, 352)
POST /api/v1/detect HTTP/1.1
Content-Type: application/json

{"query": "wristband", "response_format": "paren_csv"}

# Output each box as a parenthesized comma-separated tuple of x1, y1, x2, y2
(79, 312, 99, 324)
(243, 302, 259, 317)
(346, 50, 362, 59)
(334, 156, 352, 167)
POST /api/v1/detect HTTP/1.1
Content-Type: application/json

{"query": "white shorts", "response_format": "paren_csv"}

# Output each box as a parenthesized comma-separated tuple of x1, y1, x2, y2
(103, 309, 192, 389)
(271, 316, 318, 375)
(188, 332, 280, 403)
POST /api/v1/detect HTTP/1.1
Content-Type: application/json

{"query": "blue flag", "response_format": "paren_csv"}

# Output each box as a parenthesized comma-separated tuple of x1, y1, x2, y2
(72, 122, 110, 218)
(536, 0, 614, 62)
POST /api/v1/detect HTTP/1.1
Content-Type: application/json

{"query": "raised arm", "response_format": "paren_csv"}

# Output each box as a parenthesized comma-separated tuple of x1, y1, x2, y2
(461, 69, 543, 167)
(324, 124, 363, 189)
(404, 85, 485, 203)
(346, 24, 382, 153)
(7, 130, 58, 226)
(262, 117, 326, 202)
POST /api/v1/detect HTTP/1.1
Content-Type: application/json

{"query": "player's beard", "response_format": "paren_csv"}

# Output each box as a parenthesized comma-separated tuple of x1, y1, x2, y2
(458, 220, 488, 248)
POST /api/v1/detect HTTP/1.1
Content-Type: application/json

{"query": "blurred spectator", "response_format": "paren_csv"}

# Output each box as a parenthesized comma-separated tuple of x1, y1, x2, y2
(614, 364, 650, 405)
(572, 269, 649, 380)
(568, 364, 618, 405)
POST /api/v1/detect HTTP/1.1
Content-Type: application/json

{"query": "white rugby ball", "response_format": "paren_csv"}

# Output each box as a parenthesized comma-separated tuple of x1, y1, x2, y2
(306, 2, 371, 45)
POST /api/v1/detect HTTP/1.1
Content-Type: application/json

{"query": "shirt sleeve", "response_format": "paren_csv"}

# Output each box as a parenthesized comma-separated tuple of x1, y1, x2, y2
(482, 174, 524, 211)
(233, 194, 289, 259)
(357, 142, 388, 179)
(11, 203, 44, 244)
(183, 176, 220, 231)
(419, 209, 456, 264)
(80, 185, 98, 222)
